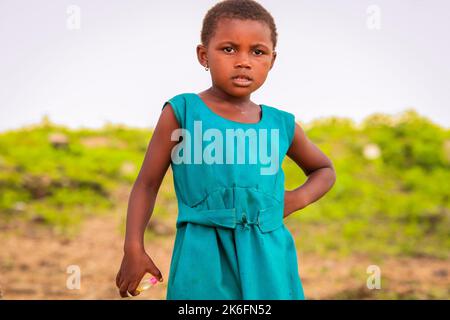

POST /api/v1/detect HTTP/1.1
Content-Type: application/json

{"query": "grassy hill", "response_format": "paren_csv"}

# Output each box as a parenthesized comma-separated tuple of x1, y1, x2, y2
(0, 110, 448, 259)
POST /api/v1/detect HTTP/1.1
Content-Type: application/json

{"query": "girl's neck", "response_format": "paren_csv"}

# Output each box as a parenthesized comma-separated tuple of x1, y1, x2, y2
(204, 86, 252, 107)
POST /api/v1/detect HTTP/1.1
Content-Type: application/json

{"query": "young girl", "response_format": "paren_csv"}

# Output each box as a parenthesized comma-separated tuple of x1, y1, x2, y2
(116, 0, 336, 300)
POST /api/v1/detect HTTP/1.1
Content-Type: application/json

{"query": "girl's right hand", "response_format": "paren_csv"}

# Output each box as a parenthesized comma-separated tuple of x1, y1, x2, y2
(115, 247, 163, 298)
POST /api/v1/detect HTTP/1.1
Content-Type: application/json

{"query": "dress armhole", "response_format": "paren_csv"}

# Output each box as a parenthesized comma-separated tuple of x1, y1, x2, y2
(286, 111, 296, 149)
(162, 94, 186, 128)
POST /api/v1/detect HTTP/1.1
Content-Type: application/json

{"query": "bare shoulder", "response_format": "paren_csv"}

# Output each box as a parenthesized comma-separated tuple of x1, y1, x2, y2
(160, 102, 181, 129)
(134, 102, 180, 188)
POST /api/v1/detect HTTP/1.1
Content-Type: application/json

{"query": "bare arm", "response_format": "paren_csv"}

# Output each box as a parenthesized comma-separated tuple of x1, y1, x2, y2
(284, 121, 336, 217)
(116, 102, 180, 297)
(124, 102, 180, 252)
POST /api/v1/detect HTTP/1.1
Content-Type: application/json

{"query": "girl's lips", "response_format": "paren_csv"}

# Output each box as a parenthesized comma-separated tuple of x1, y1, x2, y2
(232, 77, 253, 86)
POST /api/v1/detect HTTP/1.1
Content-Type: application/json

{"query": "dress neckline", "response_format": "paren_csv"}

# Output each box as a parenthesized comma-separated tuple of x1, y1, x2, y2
(192, 93, 265, 126)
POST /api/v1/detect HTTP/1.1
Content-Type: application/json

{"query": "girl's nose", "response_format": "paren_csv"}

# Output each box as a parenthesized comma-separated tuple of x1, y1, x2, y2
(234, 53, 251, 69)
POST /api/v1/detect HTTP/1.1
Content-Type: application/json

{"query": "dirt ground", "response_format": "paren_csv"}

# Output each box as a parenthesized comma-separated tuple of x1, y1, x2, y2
(0, 186, 448, 300)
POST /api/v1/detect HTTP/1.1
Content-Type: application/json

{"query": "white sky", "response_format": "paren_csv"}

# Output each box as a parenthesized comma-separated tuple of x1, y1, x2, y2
(0, 0, 449, 131)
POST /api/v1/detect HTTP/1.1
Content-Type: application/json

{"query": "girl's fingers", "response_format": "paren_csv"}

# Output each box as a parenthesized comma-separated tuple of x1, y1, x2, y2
(115, 270, 122, 288)
(127, 280, 140, 297)
(118, 276, 126, 290)
(119, 281, 130, 298)
(146, 264, 163, 282)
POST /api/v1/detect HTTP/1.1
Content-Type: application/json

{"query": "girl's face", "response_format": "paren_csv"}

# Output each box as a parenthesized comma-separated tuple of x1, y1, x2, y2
(197, 18, 277, 98)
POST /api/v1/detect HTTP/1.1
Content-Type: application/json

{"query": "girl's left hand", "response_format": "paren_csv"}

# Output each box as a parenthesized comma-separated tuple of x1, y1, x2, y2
(283, 189, 307, 218)
(283, 190, 295, 218)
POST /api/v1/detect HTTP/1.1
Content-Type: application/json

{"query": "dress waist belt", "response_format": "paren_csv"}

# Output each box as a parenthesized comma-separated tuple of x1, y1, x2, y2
(176, 200, 285, 234)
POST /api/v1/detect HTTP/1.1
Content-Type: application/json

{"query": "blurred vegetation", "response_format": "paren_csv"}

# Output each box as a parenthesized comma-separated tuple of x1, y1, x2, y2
(0, 110, 449, 259)
(0, 116, 149, 234)
(284, 109, 450, 260)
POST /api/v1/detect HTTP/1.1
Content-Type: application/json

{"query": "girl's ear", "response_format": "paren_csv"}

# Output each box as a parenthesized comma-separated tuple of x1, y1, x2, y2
(269, 51, 277, 70)
(196, 44, 208, 68)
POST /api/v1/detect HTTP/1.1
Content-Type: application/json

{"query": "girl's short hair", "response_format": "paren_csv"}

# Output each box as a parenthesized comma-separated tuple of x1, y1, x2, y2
(200, 0, 278, 50)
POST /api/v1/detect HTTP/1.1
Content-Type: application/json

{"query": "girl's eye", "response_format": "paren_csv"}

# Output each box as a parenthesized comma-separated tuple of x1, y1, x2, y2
(222, 47, 265, 55)
(223, 47, 235, 53)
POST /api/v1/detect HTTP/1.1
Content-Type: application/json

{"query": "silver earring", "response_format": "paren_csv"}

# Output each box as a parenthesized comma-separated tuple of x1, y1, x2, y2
(205, 63, 209, 71)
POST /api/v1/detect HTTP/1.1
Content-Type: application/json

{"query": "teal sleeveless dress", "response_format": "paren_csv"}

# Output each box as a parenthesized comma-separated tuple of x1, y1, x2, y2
(161, 92, 305, 300)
